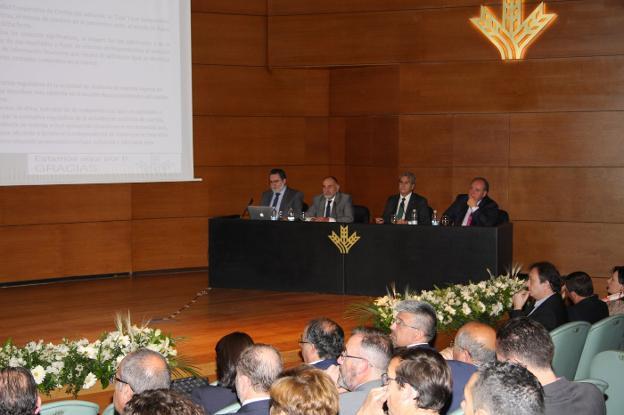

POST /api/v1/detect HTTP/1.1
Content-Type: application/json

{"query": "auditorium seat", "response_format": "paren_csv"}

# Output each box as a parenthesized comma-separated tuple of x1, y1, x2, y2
(353, 205, 370, 223)
(589, 350, 624, 414)
(550, 321, 590, 380)
(497, 209, 510, 225)
(575, 314, 624, 380)
(40, 400, 99, 415)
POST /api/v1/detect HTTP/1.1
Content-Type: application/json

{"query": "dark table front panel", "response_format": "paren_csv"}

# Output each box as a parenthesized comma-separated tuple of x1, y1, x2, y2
(209, 218, 513, 296)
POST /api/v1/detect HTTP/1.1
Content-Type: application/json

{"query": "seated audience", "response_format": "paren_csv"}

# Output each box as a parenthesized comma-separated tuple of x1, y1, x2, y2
(461, 361, 544, 415)
(390, 300, 476, 414)
(270, 366, 338, 415)
(261, 168, 304, 217)
(305, 176, 353, 223)
(300, 318, 344, 370)
(440, 321, 496, 367)
(113, 348, 172, 415)
(356, 348, 452, 415)
(0, 367, 41, 415)
(234, 344, 283, 415)
(192, 332, 254, 414)
(443, 177, 499, 226)
(511, 262, 568, 331)
(335, 327, 392, 415)
(496, 317, 606, 415)
(375, 172, 431, 225)
(125, 389, 205, 415)
(563, 272, 608, 324)
(604, 265, 624, 315)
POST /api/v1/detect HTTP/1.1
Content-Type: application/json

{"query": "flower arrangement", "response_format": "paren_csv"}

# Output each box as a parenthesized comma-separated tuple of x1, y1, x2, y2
(348, 266, 526, 333)
(0, 313, 196, 397)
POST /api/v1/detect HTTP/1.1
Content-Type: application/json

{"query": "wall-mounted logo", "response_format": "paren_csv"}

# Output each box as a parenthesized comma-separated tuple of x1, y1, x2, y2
(329, 226, 360, 254)
(470, 0, 556, 60)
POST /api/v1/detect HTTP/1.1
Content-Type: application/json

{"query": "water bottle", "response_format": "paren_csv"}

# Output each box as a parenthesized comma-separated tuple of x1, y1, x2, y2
(287, 208, 295, 221)
(271, 208, 278, 221)
(432, 209, 439, 226)
(408, 209, 418, 225)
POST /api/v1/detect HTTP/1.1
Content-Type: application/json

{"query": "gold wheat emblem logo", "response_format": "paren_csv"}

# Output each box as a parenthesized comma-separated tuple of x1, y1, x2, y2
(329, 226, 361, 254)
(470, 0, 556, 60)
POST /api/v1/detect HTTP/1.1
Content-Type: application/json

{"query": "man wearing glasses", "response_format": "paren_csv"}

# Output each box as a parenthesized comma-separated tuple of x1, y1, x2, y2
(113, 348, 171, 415)
(334, 327, 392, 415)
(299, 318, 344, 370)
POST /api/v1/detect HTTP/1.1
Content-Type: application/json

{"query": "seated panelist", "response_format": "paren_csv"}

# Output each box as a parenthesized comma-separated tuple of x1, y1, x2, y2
(443, 177, 499, 227)
(375, 172, 431, 225)
(305, 176, 353, 223)
(260, 168, 304, 216)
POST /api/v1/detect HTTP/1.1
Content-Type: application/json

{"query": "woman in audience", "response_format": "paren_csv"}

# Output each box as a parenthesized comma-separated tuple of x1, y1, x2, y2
(604, 266, 624, 315)
(270, 366, 339, 415)
(191, 332, 254, 414)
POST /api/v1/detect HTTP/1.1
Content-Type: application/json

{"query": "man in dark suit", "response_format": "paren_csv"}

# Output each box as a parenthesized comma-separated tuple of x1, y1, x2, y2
(443, 177, 499, 226)
(234, 344, 282, 415)
(260, 168, 304, 216)
(375, 172, 431, 225)
(511, 262, 568, 331)
(564, 272, 609, 324)
(305, 176, 353, 223)
(300, 318, 344, 370)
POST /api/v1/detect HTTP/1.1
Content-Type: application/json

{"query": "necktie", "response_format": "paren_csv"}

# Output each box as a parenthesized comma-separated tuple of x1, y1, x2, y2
(397, 198, 406, 220)
(271, 193, 280, 208)
(324, 200, 332, 217)
(466, 211, 473, 226)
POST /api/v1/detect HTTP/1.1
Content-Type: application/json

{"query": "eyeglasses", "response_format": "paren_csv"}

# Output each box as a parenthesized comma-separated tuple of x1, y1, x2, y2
(112, 376, 132, 390)
(381, 373, 398, 386)
(298, 337, 312, 346)
(339, 350, 368, 363)
(393, 317, 420, 331)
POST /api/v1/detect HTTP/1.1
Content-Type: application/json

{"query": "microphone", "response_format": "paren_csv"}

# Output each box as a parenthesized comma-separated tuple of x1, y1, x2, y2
(241, 197, 253, 218)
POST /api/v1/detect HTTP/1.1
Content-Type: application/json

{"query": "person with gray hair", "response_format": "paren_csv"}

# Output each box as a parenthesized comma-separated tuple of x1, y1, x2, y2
(335, 327, 392, 415)
(447, 321, 496, 366)
(376, 172, 431, 225)
(300, 318, 344, 370)
(0, 367, 41, 415)
(234, 344, 283, 415)
(462, 361, 545, 415)
(113, 348, 172, 414)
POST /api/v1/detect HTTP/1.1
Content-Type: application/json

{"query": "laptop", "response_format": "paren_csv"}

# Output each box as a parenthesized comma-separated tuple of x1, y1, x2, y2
(248, 205, 275, 220)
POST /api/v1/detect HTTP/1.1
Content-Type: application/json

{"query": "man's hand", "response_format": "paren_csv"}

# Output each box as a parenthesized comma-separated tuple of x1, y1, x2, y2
(439, 346, 453, 360)
(512, 289, 530, 310)
(467, 197, 479, 208)
(310, 217, 330, 222)
(395, 219, 408, 225)
(355, 387, 388, 415)
(374, 217, 384, 224)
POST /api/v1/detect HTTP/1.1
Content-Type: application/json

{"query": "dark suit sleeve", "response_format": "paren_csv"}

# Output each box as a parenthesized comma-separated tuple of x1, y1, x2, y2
(416, 197, 432, 225)
(290, 190, 304, 216)
(305, 196, 318, 217)
(443, 196, 465, 226)
(471, 197, 499, 227)
(381, 196, 395, 223)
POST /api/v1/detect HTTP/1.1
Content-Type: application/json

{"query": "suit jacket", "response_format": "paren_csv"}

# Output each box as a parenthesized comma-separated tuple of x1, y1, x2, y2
(443, 194, 499, 227)
(510, 293, 568, 331)
(312, 358, 338, 370)
(567, 295, 609, 325)
(191, 385, 238, 415)
(261, 187, 304, 216)
(382, 192, 431, 225)
(236, 399, 270, 415)
(305, 192, 354, 223)
(339, 379, 381, 415)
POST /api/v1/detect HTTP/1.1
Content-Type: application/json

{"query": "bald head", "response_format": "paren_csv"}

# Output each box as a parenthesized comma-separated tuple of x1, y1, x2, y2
(453, 322, 496, 366)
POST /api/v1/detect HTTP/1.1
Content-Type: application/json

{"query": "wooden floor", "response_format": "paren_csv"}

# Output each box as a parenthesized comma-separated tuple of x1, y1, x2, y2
(0, 271, 367, 405)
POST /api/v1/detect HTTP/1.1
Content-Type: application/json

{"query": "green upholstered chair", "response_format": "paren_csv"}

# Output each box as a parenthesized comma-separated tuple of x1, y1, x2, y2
(589, 350, 624, 415)
(576, 378, 609, 394)
(101, 403, 115, 415)
(447, 408, 464, 415)
(575, 314, 624, 380)
(550, 321, 590, 380)
(214, 402, 242, 415)
(40, 400, 99, 415)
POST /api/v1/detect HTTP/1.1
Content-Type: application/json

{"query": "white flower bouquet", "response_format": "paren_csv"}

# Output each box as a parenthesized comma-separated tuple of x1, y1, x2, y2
(348, 266, 526, 333)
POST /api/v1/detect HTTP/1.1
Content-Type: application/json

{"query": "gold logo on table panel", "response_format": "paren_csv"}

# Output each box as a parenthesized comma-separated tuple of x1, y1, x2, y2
(470, 0, 556, 60)
(329, 226, 361, 254)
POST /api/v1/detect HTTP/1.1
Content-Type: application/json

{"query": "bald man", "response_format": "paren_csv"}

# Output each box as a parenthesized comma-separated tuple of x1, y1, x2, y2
(441, 322, 496, 367)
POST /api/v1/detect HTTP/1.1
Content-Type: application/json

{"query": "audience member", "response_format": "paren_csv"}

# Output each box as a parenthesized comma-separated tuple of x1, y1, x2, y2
(375, 172, 431, 225)
(235, 344, 283, 415)
(124, 389, 204, 415)
(440, 321, 496, 367)
(113, 348, 171, 415)
(443, 177, 499, 226)
(356, 348, 452, 415)
(300, 318, 344, 370)
(563, 272, 608, 324)
(604, 265, 624, 315)
(305, 176, 353, 223)
(192, 332, 254, 414)
(260, 168, 304, 216)
(461, 361, 544, 415)
(511, 262, 568, 331)
(390, 300, 476, 413)
(0, 367, 41, 415)
(496, 317, 606, 415)
(335, 327, 392, 415)
(270, 366, 338, 415)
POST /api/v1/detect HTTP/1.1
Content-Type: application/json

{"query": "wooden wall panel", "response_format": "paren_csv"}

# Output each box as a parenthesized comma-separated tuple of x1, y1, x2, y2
(191, 14, 266, 66)
(399, 115, 453, 167)
(193, 116, 329, 166)
(510, 112, 624, 167)
(132, 218, 209, 271)
(331, 66, 399, 115)
(193, 66, 329, 116)
(1, 185, 131, 226)
(343, 117, 399, 166)
(345, 166, 399, 219)
(400, 56, 624, 113)
(451, 115, 509, 167)
(328, 118, 347, 165)
(191, 0, 266, 15)
(508, 168, 624, 222)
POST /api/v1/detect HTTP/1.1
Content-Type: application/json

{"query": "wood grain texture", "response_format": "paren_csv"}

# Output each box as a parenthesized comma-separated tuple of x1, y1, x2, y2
(399, 115, 453, 167)
(346, 166, 399, 218)
(331, 66, 400, 116)
(344, 116, 399, 166)
(508, 168, 624, 223)
(510, 112, 624, 167)
(193, 66, 329, 116)
(191, 0, 266, 15)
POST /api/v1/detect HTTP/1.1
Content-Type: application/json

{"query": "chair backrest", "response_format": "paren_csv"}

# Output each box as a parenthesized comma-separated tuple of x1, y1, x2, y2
(550, 321, 591, 380)
(574, 314, 624, 380)
(497, 209, 510, 225)
(214, 401, 242, 415)
(40, 400, 99, 415)
(446, 408, 464, 415)
(102, 403, 115, 415)
(352, 205, 370, 224)
(589, 350, 624, 415)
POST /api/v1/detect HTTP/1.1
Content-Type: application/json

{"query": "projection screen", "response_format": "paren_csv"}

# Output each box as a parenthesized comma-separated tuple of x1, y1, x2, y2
(0, 0, 194, 185)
